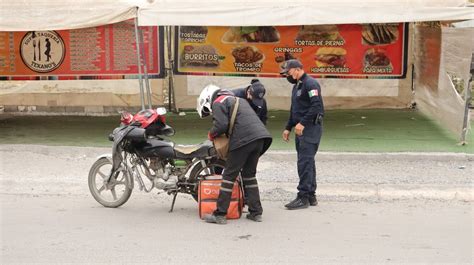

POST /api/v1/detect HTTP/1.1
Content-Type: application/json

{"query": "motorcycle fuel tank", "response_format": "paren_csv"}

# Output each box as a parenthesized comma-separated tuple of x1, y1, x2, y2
(136, 139, 175, 158)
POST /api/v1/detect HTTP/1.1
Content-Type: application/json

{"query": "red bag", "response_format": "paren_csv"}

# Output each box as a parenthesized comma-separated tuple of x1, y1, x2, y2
(198, 176, 243, 219)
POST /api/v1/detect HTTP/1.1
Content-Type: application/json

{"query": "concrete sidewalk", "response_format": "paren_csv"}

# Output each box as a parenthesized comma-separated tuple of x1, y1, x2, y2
(258, 151, 473, 202)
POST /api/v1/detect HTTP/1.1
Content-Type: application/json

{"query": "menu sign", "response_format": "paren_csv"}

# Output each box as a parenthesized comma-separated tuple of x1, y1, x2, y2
(175, 24, 407, 78)
(0, 20, 164, 78)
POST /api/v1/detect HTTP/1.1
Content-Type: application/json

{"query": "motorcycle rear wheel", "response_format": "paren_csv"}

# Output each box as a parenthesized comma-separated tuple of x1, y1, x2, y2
(88, 157, 132, 208)
(188, 158, 226, 201)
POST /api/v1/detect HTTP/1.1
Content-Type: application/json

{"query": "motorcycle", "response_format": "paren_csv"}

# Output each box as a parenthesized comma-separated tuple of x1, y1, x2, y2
(88, 107, 226, 212)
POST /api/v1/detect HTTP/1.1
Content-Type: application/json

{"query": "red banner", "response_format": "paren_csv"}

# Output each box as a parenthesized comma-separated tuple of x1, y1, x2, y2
(174, 24, 407, 78)
(0, 20, 164, 79)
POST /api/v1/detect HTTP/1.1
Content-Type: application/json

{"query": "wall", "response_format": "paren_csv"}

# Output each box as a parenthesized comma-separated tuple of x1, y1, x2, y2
(413, 24, 473, 139)
(0, 79, 164, 114)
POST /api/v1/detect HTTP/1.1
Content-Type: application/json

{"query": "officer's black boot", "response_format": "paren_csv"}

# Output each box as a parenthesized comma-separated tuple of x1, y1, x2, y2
(284, 196, 300, 208)
(308, 195, 318, 206)
(285, 196, 309, 210)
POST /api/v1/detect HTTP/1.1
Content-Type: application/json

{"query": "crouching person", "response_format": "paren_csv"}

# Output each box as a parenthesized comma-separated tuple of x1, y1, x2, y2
(196, 84, 272, 224)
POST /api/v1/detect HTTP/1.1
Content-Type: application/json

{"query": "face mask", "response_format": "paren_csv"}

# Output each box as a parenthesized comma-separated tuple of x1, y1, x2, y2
(286, 75, 298, 84)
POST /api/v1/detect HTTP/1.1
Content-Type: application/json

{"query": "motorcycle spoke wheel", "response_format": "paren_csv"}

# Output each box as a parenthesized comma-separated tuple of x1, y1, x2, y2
(88, 157, 132, 208)
(188, 158, 226, 201)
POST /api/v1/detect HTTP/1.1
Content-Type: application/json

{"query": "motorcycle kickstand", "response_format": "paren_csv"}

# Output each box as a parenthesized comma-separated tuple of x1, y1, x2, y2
(169, 192, 178, 213)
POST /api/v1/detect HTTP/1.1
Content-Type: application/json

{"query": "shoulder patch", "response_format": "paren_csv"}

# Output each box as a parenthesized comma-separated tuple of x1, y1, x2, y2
(308, 89, 319, 97)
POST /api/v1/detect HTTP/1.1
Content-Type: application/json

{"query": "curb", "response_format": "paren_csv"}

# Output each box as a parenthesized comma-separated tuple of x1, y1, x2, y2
(258, 182, 473, 202)
(266, 151, 474, 160)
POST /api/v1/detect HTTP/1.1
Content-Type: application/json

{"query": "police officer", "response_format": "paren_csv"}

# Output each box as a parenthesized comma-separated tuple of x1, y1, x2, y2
(280, 59, 324, 210)
(231, 79, 268, 125)
(196, 84, 272, 224)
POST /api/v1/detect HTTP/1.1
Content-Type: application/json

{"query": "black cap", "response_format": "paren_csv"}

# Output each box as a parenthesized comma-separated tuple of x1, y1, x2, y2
(280, 59, 303, 75)
(248, 81, 265, 107)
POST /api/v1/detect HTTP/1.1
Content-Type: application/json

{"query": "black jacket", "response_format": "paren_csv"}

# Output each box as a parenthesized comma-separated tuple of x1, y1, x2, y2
(231, 87, 268, 125)
(209, 90, 272, 154)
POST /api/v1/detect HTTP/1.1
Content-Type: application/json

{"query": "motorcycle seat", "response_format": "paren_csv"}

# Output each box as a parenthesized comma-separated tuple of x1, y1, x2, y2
(174, 144, 201, 154)
(174, 140, 215, 159)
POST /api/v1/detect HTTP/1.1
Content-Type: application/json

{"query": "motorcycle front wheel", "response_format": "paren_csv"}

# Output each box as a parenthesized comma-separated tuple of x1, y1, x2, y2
(88, 157, 132, 208)
(188, 158, 226, 201)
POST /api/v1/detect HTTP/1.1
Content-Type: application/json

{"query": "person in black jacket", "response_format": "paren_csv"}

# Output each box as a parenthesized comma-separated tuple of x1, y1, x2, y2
(197, 85, 272, 224)
(231, 79, 268, 125)
(280, 59, 324, 210)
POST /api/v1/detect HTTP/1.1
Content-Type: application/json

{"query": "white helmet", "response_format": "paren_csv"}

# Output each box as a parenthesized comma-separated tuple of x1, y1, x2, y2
(196, 84, 220, 118)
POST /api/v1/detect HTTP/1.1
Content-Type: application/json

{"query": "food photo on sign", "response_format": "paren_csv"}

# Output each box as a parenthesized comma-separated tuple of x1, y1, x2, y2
(363, 48, 393, 74)
(295, 25, 345, 45)
(180, 44, 221, 68)
(221, 26, 280, 43)
(315, 47, 348, 68)
(362, 23, 399, 45)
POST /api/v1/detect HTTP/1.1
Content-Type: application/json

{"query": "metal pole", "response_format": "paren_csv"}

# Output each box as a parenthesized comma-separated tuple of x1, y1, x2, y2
(167, 26, 177, 113)
(133, 16, 145, 110)
(460, 73, 472, 145)
(138, 27, 152, 109)
(167, 26, 172, 111)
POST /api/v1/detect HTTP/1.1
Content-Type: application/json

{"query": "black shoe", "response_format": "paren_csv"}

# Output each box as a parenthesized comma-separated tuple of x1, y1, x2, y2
(203, 214, 227, 224)
(285, 197, 309, 210)
(284, 197, 300, 208)
(308, 195, 318, 206)
(246, 213, 262, 222)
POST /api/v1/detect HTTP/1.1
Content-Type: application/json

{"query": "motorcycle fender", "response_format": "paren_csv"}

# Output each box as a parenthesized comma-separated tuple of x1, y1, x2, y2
(187, 159, 203, 176)
(96, 154, 112, 163)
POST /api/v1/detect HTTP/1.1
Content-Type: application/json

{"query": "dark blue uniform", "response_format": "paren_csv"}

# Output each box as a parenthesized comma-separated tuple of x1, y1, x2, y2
(232, 88, 268, 125)
(285, 73, 324, 198)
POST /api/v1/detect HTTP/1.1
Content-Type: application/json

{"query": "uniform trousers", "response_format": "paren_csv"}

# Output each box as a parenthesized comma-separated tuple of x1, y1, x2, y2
(215, 139, 264, 216)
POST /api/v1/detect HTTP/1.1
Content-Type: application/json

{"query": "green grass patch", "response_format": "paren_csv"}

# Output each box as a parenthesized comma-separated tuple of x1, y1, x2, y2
(0, 109, 472, 153)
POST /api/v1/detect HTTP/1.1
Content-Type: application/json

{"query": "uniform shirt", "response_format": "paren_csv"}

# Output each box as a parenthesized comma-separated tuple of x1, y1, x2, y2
(286, 73, 324, 131)
(231, 88, 268, 125)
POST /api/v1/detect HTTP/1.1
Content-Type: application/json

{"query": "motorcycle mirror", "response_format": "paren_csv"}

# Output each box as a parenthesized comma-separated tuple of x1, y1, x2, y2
(156, 107, 167, 115)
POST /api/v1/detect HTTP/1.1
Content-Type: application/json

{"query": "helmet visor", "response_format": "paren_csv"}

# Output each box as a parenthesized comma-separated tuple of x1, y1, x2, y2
(201, 106, 211, 116)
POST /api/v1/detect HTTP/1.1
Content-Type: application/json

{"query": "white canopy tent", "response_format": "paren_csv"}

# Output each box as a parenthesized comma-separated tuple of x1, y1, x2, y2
(139, 0, 473, 26)
(0, 0, 472, 31)
(0, 0, 141, 31)
(0, 0, 472, 142)
(137, 0, 473, 142)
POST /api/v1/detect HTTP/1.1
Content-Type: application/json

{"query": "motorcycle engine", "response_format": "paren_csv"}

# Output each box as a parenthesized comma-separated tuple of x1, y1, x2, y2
(149, 158, 166, 178)
(149, 158, 181, 190)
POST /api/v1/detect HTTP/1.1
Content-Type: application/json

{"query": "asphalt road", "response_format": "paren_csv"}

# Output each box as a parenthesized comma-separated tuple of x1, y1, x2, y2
(1, 144, 473, 264)
(1, 194, 472, 264)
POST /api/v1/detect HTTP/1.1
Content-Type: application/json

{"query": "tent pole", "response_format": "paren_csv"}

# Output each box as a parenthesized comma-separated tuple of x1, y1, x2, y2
(460, 73, 472, 145)
(138, 27, 153, 109)
(167, 26, 177, 113)
(133, 17, 146, 110)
